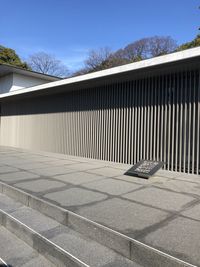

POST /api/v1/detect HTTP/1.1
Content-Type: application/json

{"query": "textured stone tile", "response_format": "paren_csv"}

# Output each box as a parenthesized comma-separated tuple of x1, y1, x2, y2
(0, 226, 55, 267)
(0, 171, 39, 183)
(11, 206, 59, 233)
(155, 179, 200, 196)
(148, 176, 171, 184)
(44, 188, 107, 206)
(16, 162, 50, 170)
(156, 170, 180, 178)
(143, 217, 200, 266)
(175, 173, 200, 184)
(15, 179, 66, 193)
(115, 175, 152, 185)
(5, 159, 35, 167)
(123, 187, 194, 211)
(0, 166, 19, 173)
(0, 193, 23, 212)
(78, 198, 168, 232)
(54, 171, 104, 185)
(66, 163, 103, 171)
(46, 159, 77, 166)
(30, 166, 74, 176)
(50, 231, 139, 267)
(181, 204, 200, 221)
(87, 167, 125, 177)
(105, 162, 132, 171)
(83, 178, 142, 195)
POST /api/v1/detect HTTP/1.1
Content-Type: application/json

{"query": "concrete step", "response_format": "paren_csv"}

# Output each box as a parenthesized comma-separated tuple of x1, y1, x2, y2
(0, 181, 196, 267)
(0, 193, 141, 267)
(0, 225, 55, 267)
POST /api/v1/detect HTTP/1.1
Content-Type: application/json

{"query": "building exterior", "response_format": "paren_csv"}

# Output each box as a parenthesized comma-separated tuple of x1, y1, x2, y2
(0, 48, 200, 174)
(0, 64, 60, 93)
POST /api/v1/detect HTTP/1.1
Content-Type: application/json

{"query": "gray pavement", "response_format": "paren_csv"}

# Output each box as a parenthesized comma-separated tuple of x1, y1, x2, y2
(0, 146, 200, 266)
(0, 190, 141, 267)
(0, 225, 55, 267)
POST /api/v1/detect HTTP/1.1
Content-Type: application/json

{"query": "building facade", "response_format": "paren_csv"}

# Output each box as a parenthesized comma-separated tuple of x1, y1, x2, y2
(0, 64, 60, 93)
(0, 48, 200, 174)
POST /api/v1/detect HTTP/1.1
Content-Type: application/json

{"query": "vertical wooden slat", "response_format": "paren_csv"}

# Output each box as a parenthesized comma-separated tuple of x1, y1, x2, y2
(196, 71, 200, 174)
(153, 77, 157, 161)
(188, 71, 192, 173)
(157, 76, 161, 161)
(137, 79, 141, 162)
(143, 77, 147, 159)
(149, 77, 153, 160)
(163, 75, 168, 169)
(183, 71, 187, 173)
(160, 75, 164, 162)
(140, 78, 144, 161)
(191, 71, 196, 174)
(167, 74, 171, 170)
(171, 73, 175, 171)
(146, 77, 150, 160)
(179, 72, 183, 172)
(175, 73, 179, 172)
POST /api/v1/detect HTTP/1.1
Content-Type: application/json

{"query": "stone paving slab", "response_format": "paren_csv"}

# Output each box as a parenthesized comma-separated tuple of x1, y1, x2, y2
(82, 178, 143, 195)
(78, 198, 169, 232)
(0, 166, 20, 173)
(15, 162, 51, 170)
(87, 166, 125, 177)
(66, 163, 106, 171)
(122, 187, 195, 211)
(0, 146, 200, 266)
(44, 188, 108, 207)
(15, 179, 66, 193)
(0, 171, 39, 183)
(154, 179, 200, 196)
(54, 171, 105, 185)
(46, 159, 78, 166)
(143, 216, 200, 266)
(30, 166, 75, 176)
(181, 203, 200, 220)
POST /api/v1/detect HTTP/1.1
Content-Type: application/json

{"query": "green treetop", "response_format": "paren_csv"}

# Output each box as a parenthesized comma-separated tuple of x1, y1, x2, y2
(0, 45, 29, 69)
(177, 35, 200, 51)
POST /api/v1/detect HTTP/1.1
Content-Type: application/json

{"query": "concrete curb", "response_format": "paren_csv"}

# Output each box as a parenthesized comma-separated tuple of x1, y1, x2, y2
(0, 181, 197, 267)
(0, 208, 89, 267)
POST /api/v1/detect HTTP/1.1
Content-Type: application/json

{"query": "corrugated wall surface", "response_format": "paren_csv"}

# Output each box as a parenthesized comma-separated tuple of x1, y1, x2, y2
(1, 69, 200, 174)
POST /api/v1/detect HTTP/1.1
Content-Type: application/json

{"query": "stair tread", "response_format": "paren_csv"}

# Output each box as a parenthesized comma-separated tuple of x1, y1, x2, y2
(0, 226, 55, 267)
(0, 193, 141, 267)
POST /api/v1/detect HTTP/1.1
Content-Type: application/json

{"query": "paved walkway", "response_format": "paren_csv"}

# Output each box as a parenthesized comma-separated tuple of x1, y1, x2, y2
(0, 146, 200, 266)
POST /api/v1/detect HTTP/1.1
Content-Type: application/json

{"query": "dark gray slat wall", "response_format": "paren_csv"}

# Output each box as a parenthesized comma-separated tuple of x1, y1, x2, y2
(0, 70, 200, 174)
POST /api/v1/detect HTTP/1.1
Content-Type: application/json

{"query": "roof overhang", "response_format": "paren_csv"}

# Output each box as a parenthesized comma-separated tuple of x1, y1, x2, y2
(1, 47, 200, 101)
(0, 64, 61, 81)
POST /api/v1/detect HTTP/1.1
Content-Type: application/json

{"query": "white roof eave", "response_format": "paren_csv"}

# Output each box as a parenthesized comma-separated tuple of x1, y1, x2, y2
(0, 47, 200, 99)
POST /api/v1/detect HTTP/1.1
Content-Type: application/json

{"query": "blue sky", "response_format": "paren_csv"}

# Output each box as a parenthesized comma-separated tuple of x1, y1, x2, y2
(0, 0, 199, 71)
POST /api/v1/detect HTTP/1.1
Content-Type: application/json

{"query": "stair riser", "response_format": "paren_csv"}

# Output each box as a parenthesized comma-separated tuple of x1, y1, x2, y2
(0, 182, 196, 267)
(0, 182, 131, 259)
(0, 210, 88, 267)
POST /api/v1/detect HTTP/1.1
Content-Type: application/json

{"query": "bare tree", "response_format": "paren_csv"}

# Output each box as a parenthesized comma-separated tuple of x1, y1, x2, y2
(73, 36, 177, 76)
(28, 52, 68, 78)
(84, 47, 113, 72)
(148, 36, 177, 57)
(117, 38, 149, 61)
(115, 36, 177, 61)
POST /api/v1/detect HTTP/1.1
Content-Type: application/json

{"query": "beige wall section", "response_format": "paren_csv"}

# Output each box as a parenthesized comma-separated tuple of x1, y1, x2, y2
(1, 69, 200, 174)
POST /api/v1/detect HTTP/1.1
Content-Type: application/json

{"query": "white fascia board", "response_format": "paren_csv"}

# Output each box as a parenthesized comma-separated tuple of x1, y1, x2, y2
(0, 47, 200, 99)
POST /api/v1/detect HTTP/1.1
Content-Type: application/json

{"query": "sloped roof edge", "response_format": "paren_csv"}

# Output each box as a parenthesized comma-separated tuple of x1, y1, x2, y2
(0, 47, 200, 99)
